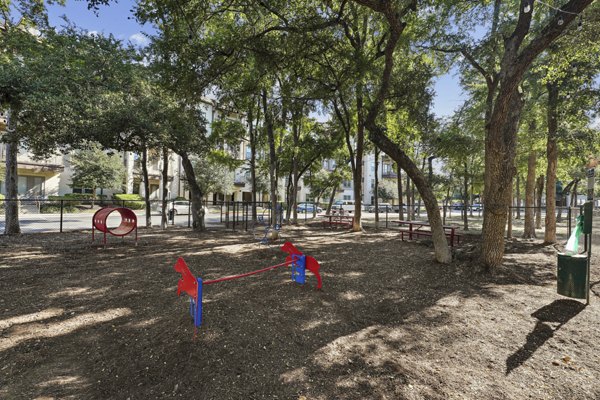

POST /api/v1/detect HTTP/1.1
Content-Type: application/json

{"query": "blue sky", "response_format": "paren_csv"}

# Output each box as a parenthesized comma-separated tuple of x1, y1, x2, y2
(46, 0, 464, 119)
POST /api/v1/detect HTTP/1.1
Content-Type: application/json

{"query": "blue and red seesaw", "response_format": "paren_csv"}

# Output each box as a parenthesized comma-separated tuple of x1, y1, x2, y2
(173, 242, 322, 334)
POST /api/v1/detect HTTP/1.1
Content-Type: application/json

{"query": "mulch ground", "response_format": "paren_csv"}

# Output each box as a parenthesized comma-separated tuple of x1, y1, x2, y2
(0, 225, 599, 400)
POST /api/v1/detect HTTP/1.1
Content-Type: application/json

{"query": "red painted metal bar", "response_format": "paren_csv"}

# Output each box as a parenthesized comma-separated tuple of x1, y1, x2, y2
(203, 260, 294, 285)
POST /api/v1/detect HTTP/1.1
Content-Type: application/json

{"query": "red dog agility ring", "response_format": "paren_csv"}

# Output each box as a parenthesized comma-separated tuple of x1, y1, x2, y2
(92, 207, 138, 245)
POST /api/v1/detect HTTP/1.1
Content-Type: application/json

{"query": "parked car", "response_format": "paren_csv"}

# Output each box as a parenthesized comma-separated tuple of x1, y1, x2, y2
(297, 203, 323, 213)
(471, 203, 483, 211)
(331, 200, 355, 214)
(452, 202, 464, 210)
(367, 203, 394, 213)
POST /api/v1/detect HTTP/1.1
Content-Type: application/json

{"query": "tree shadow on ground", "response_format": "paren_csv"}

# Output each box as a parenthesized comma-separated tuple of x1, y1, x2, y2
(505, 299, 585, 374)
(0, 228, 563, 399)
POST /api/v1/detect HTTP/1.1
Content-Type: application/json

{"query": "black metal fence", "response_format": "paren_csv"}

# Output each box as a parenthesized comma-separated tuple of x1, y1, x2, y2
(0, 198, 591, 240)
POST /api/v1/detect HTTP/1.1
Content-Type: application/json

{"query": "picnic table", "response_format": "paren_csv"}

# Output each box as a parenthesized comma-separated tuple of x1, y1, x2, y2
(393, 220, 462, 247)
(318, 214, 354, 229)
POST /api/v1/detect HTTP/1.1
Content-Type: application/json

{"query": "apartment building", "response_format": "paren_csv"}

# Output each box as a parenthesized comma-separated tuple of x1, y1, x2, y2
(317, 153, 402, 207)
(0, 98, 264, 203)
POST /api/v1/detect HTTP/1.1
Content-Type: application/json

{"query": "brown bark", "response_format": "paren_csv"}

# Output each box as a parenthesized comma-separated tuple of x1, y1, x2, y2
(347, 0, 453, 262)
(179, 151, 205, 231)
(352, 82, 364, 231)
(374, 147, 379, 228)
(535, 175, 544, 230)
(523, 148, 537, 238)
(544, 82, 558, 244)
(481, 88, 522, 268)
(405, 172, 411, 220)
(397, 163, 404, 220)
(141, 147, 152, 228)
(291, 107, 301, 224)
(4, 109, 20, 235)
(463, 162, 469, 231)
(515, 174, 521, 219)
(262, 89, 278, 226)
(507, 178, 513, 239)
(248, 98, 259, 222)
(326, 185, 336, 215)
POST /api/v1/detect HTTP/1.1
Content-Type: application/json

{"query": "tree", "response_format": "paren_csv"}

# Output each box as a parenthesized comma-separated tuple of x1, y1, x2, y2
(70, 144, 126, 205)
(426, 0, 595, 268)
(1, 24, 135, 234)
(190, 156, 235, 199)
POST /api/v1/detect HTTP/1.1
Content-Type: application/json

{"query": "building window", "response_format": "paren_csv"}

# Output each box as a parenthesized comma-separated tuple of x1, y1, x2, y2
(72, 187, 94, 194)
(343, 195, 351, 200)
(17, 176, 45, 198)
(245, 145, 252, 160)
(342, 180, 352, 188)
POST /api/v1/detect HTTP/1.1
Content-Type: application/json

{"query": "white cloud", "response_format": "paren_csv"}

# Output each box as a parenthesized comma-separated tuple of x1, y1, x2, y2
(129, 32, 150, 47)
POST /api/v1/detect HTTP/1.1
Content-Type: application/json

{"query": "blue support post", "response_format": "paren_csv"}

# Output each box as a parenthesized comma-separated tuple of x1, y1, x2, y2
(188, 277, 203, 327)
(291, 255, 306, 285)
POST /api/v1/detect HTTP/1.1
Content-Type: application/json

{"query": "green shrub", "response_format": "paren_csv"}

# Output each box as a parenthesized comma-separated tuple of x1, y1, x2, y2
(113, 193, 145, 210)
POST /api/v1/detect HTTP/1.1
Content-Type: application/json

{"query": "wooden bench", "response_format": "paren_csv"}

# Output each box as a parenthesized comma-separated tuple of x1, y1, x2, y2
(393, 220, 462, 247)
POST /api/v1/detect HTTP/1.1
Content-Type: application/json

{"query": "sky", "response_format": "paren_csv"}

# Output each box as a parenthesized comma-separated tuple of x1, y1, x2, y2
(46, 0, 465, 119)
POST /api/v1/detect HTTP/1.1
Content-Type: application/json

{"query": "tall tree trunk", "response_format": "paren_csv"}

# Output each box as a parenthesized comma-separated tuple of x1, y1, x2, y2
(544, 82, 559, 244)
(343, 2, 451, 263)
(141, 147, 152, 228)
(374, 147, 379, 228)
(4, 109, 20, 235)
(410, 182, 418, 219)
(507, 178, 513, 239)
(285, 168, 293, 222)
(248, 99, 258, 222)
(352, 83, 364, 232)
(523, 148, 537, 238)
(463, 162, 469, 231)
(481, 88, 522, 268)
(179, 151, 205, 231)
(397, 163, 404, 220)
(515, 174, 521, 219)
(369, 128, 452, 263)
(326, 185, 336, 215)
(262, 89, 278, 226)
(161, 147, 169, 230)
(291, 109, 300, 224)
(535, 175, 544, 230)
(406, 173, 411, 220)
(469, 179, 474, 217)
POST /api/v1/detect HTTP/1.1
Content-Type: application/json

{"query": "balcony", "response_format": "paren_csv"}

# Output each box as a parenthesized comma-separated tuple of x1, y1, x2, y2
(382, 171, 398, 179)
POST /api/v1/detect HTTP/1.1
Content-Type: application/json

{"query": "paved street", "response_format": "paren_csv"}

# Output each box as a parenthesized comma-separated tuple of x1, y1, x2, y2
(0, 210, 223, 233)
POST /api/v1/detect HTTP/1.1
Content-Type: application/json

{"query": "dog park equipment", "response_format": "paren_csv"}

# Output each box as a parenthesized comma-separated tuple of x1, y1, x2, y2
(252, 204, 284, 245)
(557, 167, 594, 303)
(173, 241, 322, 332)
(92, 207, 138, 245)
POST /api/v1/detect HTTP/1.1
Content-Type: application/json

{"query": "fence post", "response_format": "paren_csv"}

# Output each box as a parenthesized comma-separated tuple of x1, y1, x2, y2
(233, 202, 236, 231)
(386, 207, 388, 228)
(245, 202, 248, 231)
(60, 200, 64, 233)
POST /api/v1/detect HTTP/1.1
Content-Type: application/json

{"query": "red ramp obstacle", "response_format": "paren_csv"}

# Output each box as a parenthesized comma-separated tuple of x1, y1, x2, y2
(174, 241, 322, 333)
(92, 207, 138, 245)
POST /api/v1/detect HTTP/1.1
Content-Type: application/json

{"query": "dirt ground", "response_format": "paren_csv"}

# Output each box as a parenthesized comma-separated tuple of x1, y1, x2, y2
(1, 225, 599, 400)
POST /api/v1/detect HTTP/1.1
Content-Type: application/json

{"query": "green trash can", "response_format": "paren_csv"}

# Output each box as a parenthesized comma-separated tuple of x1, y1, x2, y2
(557, 253, 589, 299)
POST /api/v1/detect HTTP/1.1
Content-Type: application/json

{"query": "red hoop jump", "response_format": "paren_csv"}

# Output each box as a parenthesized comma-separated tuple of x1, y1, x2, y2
(92, 207, 138, 245)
